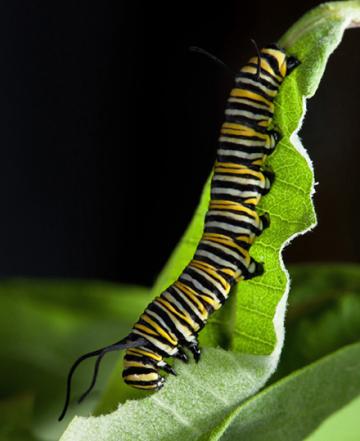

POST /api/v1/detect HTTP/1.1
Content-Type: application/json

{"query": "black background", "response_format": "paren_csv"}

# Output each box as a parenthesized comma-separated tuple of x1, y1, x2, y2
(0, 1, 359, 285)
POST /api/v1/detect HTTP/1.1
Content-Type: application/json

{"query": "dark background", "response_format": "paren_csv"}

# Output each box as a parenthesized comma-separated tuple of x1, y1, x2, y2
(0, 1, 359, 285)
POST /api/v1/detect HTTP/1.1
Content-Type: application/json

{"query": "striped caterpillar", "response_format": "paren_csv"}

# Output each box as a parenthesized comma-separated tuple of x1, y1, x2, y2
(59, 43, 299, 421)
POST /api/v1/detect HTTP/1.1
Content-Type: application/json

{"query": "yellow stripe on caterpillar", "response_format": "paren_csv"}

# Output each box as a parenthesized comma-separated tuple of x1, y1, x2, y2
(190, 260, 230, 291)
(141, 314, 177, 345)
(230, 88, 274, 109)
(174, 281, 208, 317)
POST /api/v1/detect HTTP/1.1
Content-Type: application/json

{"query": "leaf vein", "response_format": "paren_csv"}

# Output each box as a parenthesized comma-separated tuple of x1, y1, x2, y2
(232, 330, 274, 348)
(179, 369, 230, 405)
(150, 395, 201, 434)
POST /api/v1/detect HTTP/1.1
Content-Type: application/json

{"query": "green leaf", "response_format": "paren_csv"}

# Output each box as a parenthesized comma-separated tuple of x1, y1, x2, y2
(206, 342, 360, 441)
(306, 396, 360, 441)
(60, 2, 360, 441)
(275, 264, 360, 380)
(0, 279, 150, 441)
(306, 394, 360, 441)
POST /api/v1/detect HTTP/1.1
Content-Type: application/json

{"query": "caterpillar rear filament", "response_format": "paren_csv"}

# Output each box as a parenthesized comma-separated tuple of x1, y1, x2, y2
(59, 43, 299, 421)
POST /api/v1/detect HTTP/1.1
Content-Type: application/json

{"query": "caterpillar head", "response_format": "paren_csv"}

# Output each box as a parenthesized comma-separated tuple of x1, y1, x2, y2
(286, 55, 301, 75)
(260, 43, 300, 78)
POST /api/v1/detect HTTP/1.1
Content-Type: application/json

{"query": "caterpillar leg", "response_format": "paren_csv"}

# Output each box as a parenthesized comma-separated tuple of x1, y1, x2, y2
(263, 168, 275, 184)
(245, 258, 264, 279)
(154, 376, 166, 390)
(260, 212, 270, 230)
(188, 339, 201, 363)
(286, 56, 301, 74)
(266, 129, 281, 153)
(158, 360, 177, 376)
(252, 212, 270, 237)
(174, 346, 189, 363)
(262, 169, 275, 195)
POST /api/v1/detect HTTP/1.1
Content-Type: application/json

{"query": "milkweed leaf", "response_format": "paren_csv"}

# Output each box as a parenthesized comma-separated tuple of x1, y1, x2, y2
(306, 393, 360, 441)
(205, 342, 360, 441)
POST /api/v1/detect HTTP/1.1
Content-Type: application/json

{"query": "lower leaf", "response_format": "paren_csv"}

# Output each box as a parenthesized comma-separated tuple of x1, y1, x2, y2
(207, 342, 360, 441)
(60, 346, 282, 441)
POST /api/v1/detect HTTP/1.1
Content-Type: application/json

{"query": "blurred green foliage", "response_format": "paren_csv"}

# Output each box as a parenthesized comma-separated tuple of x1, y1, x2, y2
(0, 280, 150, 440)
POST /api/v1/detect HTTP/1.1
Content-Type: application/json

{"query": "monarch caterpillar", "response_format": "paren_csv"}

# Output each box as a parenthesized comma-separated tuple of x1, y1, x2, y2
(58, 43, 299, 421)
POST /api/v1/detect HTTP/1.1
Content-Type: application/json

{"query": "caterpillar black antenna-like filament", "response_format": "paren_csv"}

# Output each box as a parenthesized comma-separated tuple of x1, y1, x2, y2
(58, 337, 146, 421)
